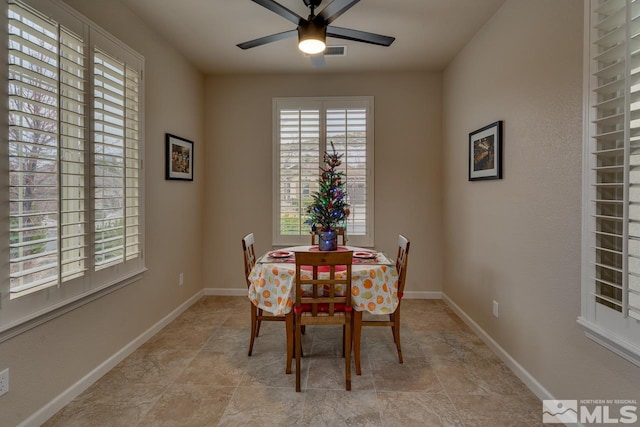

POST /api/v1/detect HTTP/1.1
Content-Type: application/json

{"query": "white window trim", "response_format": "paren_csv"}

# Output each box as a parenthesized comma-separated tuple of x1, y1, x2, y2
(272, 96, 374, 248)
(580, 0, 640, 367)
(0, 0, 146, 342)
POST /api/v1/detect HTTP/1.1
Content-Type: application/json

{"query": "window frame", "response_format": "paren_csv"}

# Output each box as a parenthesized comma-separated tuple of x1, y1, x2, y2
(580, 0, 640, 367)
(1, 0, 145, 342)
(272, 96, 374, 248)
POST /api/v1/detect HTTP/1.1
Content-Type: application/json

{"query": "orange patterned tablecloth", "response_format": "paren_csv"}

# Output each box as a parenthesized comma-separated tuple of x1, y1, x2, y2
(247, 245, 399, 316)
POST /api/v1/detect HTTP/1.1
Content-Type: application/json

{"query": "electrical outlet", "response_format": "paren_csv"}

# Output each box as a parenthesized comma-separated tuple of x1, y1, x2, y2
(0, 368, 9, 397)
(179, 273, 184, 287)
(493, 300, 499, 318)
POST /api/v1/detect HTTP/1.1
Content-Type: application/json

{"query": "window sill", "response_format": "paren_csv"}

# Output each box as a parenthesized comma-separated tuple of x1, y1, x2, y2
(577, 316, 640, 368)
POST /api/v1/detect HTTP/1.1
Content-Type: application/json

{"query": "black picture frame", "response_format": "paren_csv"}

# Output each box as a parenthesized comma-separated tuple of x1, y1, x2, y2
(469, 121, 503, 181)
(165, 133, 194, 181)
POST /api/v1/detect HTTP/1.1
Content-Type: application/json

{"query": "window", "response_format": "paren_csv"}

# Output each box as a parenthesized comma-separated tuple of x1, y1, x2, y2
(272, 97, 374, 247)
(1, 0, 145, 340)
(581, 0, 640, 366)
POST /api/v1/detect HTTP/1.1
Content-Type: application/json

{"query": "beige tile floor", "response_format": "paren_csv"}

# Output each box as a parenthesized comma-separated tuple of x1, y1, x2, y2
(44, 296, 544, 426)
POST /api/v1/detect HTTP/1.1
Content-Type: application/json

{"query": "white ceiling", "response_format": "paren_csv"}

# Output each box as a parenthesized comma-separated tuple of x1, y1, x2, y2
(118, 0, 506, 74)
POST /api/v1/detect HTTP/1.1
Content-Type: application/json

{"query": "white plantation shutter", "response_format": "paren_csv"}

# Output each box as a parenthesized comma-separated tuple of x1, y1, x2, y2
(581, 0, 640, 366)
(278, 108, 320, 236)
(59, 26, 87, 283)
(8, 0, 86, 294)
(124, 65, 141, 261)
(273, 97, 374, 247)
(2, 0, 144, 339)
(93, 48, 141, 269)
(327, 106, 368, 237)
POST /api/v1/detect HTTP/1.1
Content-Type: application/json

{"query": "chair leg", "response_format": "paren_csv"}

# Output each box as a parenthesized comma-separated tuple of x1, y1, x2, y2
(345, 313, 352, 391)
(285, 312, 294, 374)
(391, 313, 397, 343)
(249, 304, 258, 356)
(256, 308, 264, 337)
(353, 310, 363, 375)
(342, 324, 346, 357)
(392, 309, 403, 364)
(295, 313, 303, 392)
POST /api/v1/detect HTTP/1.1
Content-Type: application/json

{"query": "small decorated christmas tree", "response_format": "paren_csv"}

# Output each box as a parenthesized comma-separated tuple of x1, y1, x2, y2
(306, 142, 350, 240)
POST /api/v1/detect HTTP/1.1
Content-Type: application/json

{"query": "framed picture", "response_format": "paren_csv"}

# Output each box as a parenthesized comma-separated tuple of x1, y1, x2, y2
(469, 120, 503, 181)
(165, 133, 194, 181)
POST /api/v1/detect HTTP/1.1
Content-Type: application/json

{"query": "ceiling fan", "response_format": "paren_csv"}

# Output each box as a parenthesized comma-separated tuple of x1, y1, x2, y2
(237, 0, 395, 61)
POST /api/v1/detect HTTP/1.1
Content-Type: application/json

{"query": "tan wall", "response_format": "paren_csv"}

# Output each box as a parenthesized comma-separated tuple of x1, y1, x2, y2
(0, 1, 205, 424)
(203, 72, 442, 296)
(443, 0, 639, 400)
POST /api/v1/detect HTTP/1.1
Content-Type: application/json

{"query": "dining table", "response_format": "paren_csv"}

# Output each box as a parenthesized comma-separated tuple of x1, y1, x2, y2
(247, 245, 400, 316)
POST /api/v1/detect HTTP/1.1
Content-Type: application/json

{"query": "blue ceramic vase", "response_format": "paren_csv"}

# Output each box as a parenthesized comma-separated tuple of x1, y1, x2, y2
(318, 228, 338, 251)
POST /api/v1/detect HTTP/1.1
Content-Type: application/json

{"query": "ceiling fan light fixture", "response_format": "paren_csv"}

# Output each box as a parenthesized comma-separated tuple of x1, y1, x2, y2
(298, 21, 326, 55)
(298, 38, 325, 55)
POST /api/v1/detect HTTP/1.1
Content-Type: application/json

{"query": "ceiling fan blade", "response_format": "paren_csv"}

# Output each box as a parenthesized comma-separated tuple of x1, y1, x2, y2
(251, 0, 304, 26)
(310, 54, 326, 68)
(316, 0, 360, 25)
(237, 29, 297, 50)
(326, 26, 395, 47)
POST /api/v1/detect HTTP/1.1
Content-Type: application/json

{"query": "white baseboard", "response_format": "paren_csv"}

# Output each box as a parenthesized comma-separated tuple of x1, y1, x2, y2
(441, 293, 554, 401)
(20, 290, 205, 427)
(204, 288, 248, 296)
(203, 288, 443, 299)
(403, 290, 442, 299)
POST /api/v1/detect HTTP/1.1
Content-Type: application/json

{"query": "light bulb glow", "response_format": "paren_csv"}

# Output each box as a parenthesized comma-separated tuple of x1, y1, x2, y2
(298, 38, 326, 55)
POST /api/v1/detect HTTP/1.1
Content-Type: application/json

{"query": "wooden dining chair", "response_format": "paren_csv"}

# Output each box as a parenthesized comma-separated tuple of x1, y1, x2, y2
(242, 233, 290, 362)
(310, 226, 347, 245)
(287, 250, 354, 392)
(353, 234, 410, 375)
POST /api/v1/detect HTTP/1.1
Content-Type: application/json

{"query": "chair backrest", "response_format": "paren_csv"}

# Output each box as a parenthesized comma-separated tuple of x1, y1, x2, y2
(310, 227, 347, 245)
(396, 235, 410, 294)
(242, 233, 256, 288)
(294, 251, 353, 318)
